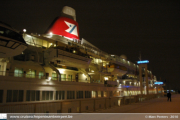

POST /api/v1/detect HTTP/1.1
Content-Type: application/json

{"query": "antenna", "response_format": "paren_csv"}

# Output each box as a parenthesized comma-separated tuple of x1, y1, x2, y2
(139, 51, 141, 61)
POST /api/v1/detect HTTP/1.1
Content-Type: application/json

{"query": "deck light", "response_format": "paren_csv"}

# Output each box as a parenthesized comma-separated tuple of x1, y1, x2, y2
(104, 77, 108, 80)
(23, 29, 26, 32)
(59, 69, 65, 73)
(46, 77, 51, 81)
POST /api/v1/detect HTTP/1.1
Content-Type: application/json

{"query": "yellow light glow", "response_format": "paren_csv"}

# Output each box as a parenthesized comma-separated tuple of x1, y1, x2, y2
(104, 77, 108, 80)
(59, 69, 65, 73)
(27, 35, 31, 37)
(73, 50, 76, 53)
(46, 77, 51, 81)
(82, 74, 86, 77)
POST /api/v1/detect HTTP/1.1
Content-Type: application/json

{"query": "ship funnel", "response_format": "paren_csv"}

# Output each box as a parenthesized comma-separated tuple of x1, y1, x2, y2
(61, 6, 76, 21)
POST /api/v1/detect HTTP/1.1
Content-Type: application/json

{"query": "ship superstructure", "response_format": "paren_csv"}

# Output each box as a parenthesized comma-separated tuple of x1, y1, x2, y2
(0, 6, 163, 113)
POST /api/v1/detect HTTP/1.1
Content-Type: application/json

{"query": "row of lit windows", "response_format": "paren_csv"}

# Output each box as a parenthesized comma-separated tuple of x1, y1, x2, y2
(14, 68, 74, 81)
(14, 68, 42, 78)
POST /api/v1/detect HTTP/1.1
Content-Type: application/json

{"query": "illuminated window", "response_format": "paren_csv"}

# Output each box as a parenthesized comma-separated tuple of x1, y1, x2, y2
(92, 91, 96, 98)
(39, 71, 44, 79)
(43, 40, 47, 48)
(98, 91, 101, 97)
(14, 68, 23, 77)
(61, 74, 66, 81)
(52, 73, 57, 80)
(104, 91, 107, 97)
(68, 75, 72, 81)
(26, 70, 36, 78)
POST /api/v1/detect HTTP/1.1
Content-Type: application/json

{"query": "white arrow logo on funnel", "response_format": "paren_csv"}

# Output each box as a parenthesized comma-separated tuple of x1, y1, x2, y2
(64, 21, 78, 37)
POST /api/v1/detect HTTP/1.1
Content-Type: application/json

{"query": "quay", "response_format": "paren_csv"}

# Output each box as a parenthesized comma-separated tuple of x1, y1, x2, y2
(94, 94, 180, 113)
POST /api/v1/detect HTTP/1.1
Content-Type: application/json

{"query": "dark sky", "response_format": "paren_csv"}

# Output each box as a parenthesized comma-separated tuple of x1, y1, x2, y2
(0, 0, 180, 89)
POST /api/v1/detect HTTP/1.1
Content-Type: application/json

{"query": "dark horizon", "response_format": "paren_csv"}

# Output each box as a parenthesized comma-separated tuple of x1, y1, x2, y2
(0, 0, 180, 89)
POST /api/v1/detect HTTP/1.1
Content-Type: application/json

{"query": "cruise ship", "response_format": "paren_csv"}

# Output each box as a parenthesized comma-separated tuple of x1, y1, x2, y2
(0, 6, 164, 113)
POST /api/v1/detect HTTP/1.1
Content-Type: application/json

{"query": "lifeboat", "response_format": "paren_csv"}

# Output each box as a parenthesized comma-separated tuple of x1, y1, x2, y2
(0, 21, 27, 58)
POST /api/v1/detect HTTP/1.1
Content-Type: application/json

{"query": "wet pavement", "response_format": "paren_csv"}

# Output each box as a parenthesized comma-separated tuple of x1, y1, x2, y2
(94, 94, 180, 113)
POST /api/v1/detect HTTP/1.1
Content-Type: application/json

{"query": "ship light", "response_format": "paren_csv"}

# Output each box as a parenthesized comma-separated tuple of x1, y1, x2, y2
(46, 77, 51, 81)
(104, 77, 108, 80)
(59, 69, 65, 73)
(73, 50, 76, 53)
(83, 74, 86, 77)
(118, 84, 122, 88)
(23, 29, 26, 32)
(27, 35, 31, 37)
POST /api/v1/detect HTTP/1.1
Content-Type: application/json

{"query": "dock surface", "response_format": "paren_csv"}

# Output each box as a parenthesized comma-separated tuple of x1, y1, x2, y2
(94, 94, 180, 113)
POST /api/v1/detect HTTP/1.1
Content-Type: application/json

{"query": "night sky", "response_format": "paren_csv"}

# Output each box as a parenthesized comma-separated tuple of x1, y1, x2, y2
(0, 0, 180, 89)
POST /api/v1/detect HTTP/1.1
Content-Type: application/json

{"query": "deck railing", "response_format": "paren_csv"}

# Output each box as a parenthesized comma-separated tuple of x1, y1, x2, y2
(0, 71, 104, 84)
